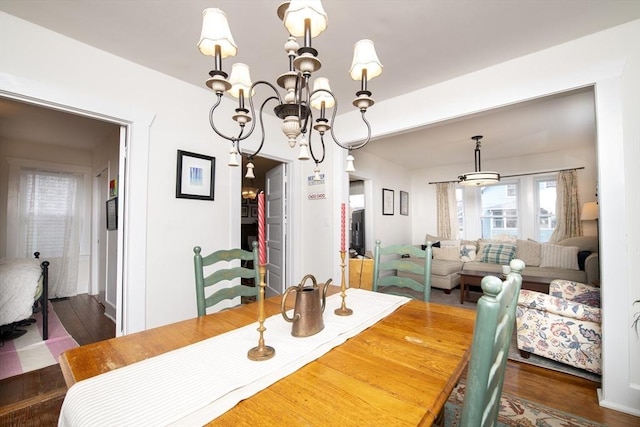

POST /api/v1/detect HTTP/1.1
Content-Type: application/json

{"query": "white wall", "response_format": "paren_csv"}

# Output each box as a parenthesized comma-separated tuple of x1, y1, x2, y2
(348, 150, 413, 251)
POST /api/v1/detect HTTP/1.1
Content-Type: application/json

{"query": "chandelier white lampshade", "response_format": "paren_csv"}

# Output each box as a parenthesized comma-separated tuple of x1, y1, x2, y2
(349, 39, 383, 81)
(310, 77, 335, 109)
(199, 0, 382, 178)
(197, 8, 238, 58)
(283, 0, 328, 38)
(458, 135, 500, 186)
(228, 63, 254, 98)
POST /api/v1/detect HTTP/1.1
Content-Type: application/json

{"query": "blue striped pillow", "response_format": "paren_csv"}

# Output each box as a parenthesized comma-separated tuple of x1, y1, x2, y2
(481, 243, 516, 264)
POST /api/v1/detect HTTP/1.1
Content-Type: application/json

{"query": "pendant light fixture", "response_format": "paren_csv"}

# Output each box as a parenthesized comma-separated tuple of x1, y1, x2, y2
(458, 135, 500, 186)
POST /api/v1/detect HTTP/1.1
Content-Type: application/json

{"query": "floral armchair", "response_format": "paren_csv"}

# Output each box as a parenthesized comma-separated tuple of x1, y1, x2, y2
(515, 279, 601, 374)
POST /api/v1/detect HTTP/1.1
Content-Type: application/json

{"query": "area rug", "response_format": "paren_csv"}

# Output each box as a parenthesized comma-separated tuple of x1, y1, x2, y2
(444, 381, 605, 426)
(0, 302, 78, 380)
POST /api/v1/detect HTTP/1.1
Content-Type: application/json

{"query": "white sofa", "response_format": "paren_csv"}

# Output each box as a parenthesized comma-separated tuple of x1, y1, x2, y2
(399, 235, 599, 292)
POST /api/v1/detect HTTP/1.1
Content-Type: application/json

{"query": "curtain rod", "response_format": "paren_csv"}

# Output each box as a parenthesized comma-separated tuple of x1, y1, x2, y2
(428, 166, 585, 185)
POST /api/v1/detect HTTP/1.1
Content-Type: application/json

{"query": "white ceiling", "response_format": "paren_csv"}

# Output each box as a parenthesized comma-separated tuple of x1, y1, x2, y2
(0, 1, 637, 165)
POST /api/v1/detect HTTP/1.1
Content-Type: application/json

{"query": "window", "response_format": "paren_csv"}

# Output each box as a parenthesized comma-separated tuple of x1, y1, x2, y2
(536, 178, 557, 242)
(479, 182, 518, 240)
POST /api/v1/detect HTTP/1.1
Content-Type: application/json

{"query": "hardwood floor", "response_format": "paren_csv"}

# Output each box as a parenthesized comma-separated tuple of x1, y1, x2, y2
(1, 294, 638, 426)
(0, 294, 115, 426)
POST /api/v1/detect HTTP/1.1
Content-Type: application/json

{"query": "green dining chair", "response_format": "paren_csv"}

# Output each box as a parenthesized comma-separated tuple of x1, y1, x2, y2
(460, 259, 524, 427)
(193, 241, 260, 316)
(372, 240, 433, 302)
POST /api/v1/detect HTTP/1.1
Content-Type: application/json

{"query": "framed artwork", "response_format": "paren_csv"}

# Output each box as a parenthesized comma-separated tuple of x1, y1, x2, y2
(400, 191, 409, 216)
(241, 206, 249, 217)
(106, 198, 118, 230)
(382, 188, 394, 215)
(176, 150, 215, 200)
(251, 206, 258, 217)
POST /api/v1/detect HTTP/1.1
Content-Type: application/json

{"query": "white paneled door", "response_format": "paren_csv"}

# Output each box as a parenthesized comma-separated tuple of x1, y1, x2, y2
(265, 164, 286, 297)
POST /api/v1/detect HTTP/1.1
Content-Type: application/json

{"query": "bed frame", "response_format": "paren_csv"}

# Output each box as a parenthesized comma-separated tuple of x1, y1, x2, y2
(33, 252, 50, 340)
(0, 252, 49, 341)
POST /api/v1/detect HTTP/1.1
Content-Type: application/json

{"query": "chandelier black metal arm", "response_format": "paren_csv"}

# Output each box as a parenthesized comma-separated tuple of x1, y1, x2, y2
(208, 80, 283, 143)
(307, 87, 373, 153)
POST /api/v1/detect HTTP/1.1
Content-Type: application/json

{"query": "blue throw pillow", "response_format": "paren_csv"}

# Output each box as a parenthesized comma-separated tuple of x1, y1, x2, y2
(481, 243, 516, 264)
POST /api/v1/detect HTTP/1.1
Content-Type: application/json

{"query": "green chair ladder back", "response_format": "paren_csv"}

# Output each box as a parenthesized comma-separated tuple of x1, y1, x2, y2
(372, 240, 433, 302)
(460, 259, 525, 427)
(193, 241, 260, 316)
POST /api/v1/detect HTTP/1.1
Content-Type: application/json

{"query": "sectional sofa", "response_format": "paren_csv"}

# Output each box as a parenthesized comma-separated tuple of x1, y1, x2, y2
(399, 235, 599, 292)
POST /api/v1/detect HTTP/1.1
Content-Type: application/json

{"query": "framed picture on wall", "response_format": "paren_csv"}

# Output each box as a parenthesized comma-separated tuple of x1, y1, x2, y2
(106, 198, 118, 230)
(176, 150, 216, 200)
(382, 188, 394, 215)
(241, 206, 249, 217)
(400, 191, 409, 216)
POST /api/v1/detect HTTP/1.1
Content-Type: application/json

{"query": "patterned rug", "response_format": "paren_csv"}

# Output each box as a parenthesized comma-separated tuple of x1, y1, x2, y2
(445, 381, 605, 426)
(0, 302, 78, 380)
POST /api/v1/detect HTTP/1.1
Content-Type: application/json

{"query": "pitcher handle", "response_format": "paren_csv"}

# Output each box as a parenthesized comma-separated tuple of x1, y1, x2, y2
(321, 279, 332, 312)
(281, 286, 298, 323)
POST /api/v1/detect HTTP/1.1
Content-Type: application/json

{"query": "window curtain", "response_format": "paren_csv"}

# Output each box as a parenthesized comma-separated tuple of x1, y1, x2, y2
(18, 168, 83, 298)
(549, 170, 582, 242)
(436, 182, 459, 240)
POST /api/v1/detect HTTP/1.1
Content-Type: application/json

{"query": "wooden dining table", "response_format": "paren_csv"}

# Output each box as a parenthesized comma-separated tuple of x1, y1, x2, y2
(59, 287, 476, 426)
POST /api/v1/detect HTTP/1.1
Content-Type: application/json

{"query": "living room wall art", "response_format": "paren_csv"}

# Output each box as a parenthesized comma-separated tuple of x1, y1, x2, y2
(400, 191, 409, 216)
(383, 188, 394, 215)
(175, 150, 216, 200)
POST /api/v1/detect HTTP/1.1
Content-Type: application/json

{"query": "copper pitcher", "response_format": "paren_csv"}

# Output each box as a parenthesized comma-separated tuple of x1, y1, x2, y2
(281, 275, 331, 337)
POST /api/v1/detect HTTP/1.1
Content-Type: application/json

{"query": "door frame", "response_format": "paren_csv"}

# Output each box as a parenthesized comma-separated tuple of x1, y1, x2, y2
(1, 77, 154, 335)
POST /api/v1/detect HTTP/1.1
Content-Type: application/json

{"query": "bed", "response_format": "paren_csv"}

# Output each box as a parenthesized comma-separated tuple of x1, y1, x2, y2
(0, 252, 49, 341)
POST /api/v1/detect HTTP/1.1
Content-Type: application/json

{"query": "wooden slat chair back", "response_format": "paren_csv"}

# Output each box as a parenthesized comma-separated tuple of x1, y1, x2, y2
(193, 241, 260, 316)
(372, 240, 433, 302)
(460, 259, 524, 427)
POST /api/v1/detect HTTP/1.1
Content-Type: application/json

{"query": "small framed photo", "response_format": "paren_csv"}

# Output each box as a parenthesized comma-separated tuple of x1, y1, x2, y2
(251, 206, 258, 217)
(106, 198, 118, 230)
(241, 206, 249, 217)
(382, 188, 394, 215)
(176, 150, 215, 200)
(400, 191, 409, 216)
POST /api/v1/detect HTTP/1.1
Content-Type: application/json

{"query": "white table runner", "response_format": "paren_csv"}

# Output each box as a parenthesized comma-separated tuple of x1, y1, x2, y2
(58, 289, 409, 426)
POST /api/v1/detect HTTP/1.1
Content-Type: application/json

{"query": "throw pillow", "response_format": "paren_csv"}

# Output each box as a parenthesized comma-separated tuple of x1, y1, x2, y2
(572, 290, 601, 308)
(459, 244, 476, 262)
(577, 250, 592, 271)
(440, 239, 460, 248)
(540, 244, 580, 270)
(481, 243, 516, 264)
(433, 246, 461, 261)
(516, 239, 541, 266)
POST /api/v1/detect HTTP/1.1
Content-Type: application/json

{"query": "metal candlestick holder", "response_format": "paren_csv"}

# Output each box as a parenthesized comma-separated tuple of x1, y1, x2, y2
(334, 250, 353, 316)
(248, 264, 276, 361)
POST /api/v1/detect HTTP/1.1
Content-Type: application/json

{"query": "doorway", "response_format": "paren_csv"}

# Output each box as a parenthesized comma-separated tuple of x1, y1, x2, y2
(240, 155, 287, 296)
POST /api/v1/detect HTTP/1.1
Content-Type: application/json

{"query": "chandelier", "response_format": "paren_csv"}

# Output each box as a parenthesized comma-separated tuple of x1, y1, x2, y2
(197, 0, 383, 180)
(458, 135, 500, 186)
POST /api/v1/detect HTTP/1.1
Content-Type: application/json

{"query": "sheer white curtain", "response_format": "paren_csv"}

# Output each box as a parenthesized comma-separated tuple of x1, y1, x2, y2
(436, 182, 459, 240)
(549, 170, 582, 242)
(18, 168, 83, 298)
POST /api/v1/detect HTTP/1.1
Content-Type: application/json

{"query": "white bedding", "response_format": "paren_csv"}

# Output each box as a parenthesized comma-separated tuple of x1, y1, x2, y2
(0, 258, 42, 326)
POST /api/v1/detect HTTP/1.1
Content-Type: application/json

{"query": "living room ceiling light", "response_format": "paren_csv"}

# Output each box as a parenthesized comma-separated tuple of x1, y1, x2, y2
(198, 1, 383, 179)
(458, 135, 500, 186)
